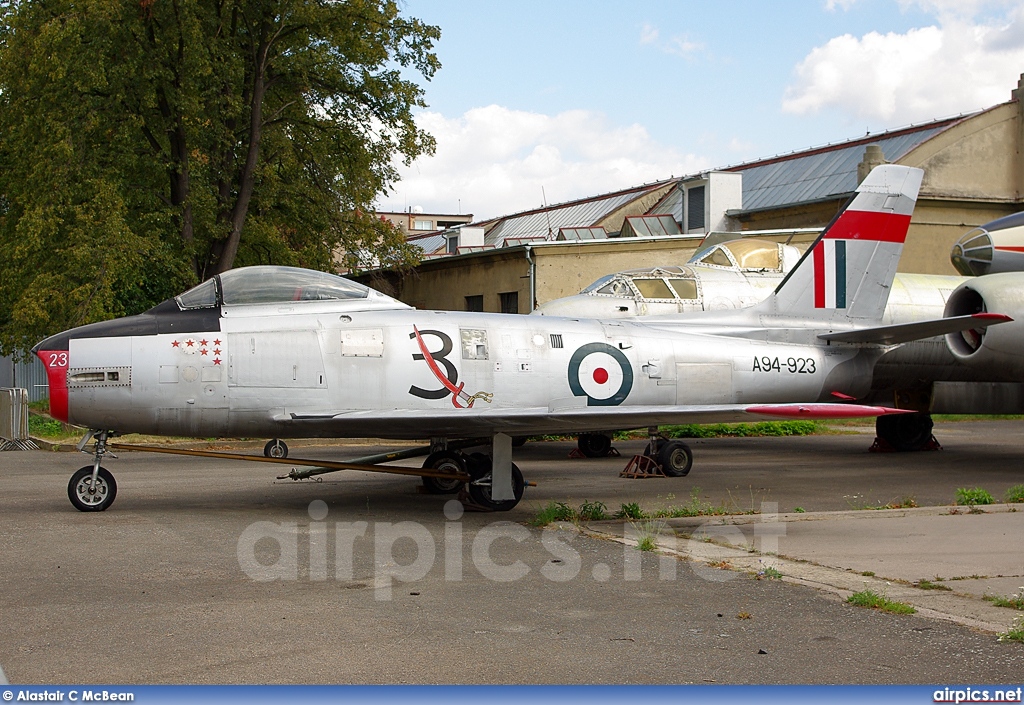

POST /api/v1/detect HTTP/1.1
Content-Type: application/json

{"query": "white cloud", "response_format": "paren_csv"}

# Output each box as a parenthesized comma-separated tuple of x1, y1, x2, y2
(825, 0, 859, 11)
(638, 23, 703, 58)
(640, 23, 659, 45)
(783, 6, 1024, 124)
(380, 105, 710, 220)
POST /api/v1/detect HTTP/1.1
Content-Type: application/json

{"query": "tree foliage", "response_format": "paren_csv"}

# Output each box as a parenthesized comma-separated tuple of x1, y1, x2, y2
(0, 0, 438, 355)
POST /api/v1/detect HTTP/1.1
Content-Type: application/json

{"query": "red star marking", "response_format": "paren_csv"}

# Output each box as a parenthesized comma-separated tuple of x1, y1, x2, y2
(200, 349, 208, 356)
(199, 339, 208, 347)
(214, 339, 222, 346)
(213, 358, 222, 365)
(213, 349, 221, 355)
(185, 339, 195, 347)
(171, 340, 180, 348)
(593, 368, 609, 385)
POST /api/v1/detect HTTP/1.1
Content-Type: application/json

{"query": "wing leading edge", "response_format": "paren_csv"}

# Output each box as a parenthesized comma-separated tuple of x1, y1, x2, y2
(285, 403, 910, 440)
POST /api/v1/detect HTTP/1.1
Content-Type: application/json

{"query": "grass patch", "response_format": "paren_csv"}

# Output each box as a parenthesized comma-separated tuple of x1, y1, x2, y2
(577, 500, 610, 521)
(28, 414, 69, 439)
(932, 414, 1024, 422)
(648, 488, 737, 518)
(661, 421, 824, 438)
(757, 565, 783, 580)
(530, 500, 610, 526)
(984, 588, 1024, 610)
(914, 579, 952, 591)
(847, 589, 916, 615)
(636, 535, 657, 552)
(998, 616, 1024, 644)
(529, 501, 576, 526)
(956, 487, 995, 506)
(1005, 484, 1024, 504)
(616, 502, 647, 520)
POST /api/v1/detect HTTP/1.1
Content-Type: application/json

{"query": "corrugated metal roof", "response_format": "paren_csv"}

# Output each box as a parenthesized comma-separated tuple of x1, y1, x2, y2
(407, 232, 447, 255)
(728, 118, 964, 212)
(483, 183, 668, 245)
(620, 215, 681, 238)
(557, 227, 608, 241)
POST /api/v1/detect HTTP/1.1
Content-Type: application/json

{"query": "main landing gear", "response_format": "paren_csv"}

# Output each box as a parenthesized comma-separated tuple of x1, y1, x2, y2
(65, 430, 529, 513)
(873, 412, 937, 452)
(420, 437, 526, 511)
(619, 428, 694, 479)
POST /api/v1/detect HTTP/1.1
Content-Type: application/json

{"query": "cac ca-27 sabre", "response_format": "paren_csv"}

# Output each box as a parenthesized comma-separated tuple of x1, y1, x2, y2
(32, 165, 1010, 513)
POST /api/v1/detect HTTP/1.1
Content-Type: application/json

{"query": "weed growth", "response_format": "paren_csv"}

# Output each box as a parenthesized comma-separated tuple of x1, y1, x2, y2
(616, 502, 647, 520)
(847, 589, 916, 614)
(955, 487, 995, 506)
(998, 616, 1024, 643)
(1004, 484, 1024, 504)
(984, 587, 1024, 610)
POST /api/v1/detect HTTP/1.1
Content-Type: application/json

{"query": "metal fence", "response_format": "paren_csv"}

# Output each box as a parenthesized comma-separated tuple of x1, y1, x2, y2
(0, 352, 48, 402)
(1, 387, 38, 450)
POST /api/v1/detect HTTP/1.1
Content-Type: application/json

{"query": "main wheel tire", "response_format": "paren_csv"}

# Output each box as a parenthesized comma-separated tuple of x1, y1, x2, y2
(657, 440, 693, 477)
(876, 413, 934, 452)
(467, 462, 525, 512)
(421, 451, 468, 494)
(68, 466, 117, 512)
(264, 439, 289, 459)
(577, 433, 613, 458)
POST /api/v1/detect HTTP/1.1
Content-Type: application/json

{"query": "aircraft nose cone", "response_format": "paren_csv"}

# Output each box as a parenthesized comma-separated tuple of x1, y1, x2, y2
(950, 228, 993, 276)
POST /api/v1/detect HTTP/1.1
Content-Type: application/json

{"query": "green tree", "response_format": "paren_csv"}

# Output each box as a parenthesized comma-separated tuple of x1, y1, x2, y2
(0, 0, 437, 355)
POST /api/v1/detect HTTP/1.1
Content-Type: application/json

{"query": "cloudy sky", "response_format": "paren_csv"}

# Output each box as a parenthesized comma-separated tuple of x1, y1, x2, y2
(377, 0, 1024, 220)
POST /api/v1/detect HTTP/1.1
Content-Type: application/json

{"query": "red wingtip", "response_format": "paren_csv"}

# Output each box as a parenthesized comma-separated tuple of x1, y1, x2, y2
(971, 313, 1014, 323)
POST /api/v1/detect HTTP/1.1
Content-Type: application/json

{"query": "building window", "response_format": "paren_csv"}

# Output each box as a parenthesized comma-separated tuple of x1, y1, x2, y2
(447, 236, 459, 255)
(687, 185, 705, 231)
(413, 219, 434, 230)
(499, 291, 519, 314)
(465, 295, 483, 312)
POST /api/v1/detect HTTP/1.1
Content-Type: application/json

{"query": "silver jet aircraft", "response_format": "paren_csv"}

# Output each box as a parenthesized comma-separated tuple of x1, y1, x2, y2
(32, 165, 1007, 513)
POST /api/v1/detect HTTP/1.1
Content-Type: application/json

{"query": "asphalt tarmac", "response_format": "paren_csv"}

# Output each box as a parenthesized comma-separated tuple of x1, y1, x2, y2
(1, 420, 1023, 684)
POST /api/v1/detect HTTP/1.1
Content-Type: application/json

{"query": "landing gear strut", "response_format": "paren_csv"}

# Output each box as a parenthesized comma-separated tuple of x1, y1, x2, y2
(68, 431, 117, 512)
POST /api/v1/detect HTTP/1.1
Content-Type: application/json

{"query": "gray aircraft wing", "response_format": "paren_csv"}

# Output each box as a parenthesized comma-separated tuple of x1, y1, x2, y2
(288, 402, 906, 438)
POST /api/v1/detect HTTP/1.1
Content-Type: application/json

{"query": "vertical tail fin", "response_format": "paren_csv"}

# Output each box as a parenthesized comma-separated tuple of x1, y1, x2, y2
(758, 164, 924, 323)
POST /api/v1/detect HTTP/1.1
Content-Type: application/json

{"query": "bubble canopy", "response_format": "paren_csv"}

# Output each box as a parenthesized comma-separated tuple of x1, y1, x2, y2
(175, 266, 371, 310)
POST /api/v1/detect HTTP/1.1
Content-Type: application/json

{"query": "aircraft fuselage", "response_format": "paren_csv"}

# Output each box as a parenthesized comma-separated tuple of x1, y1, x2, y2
(38, 303, 858, 440)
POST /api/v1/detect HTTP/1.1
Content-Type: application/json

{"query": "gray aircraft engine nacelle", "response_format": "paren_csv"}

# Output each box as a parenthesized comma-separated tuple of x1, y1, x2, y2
(951, 212, 1024, 276)
(944, 272, 1024, 380)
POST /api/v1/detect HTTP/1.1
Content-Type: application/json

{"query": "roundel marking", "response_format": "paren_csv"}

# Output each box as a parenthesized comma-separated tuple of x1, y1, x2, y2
(567, 342, 633, 406)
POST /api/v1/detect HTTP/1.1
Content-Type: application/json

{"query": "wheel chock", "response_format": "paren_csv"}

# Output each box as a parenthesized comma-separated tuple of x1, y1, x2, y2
(619, 455, 666, 478)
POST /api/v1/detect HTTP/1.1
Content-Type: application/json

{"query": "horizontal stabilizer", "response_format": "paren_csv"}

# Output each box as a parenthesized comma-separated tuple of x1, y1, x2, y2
(817, 313, 1012, 345)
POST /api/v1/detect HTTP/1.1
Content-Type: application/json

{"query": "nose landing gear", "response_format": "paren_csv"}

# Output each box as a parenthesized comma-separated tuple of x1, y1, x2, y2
(68, 430, 117, 512)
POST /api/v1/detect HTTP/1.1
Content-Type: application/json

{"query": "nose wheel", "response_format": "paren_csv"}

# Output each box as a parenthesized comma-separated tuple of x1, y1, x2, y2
(68, 465, 117, 512)
(264, 439, 289, 459)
